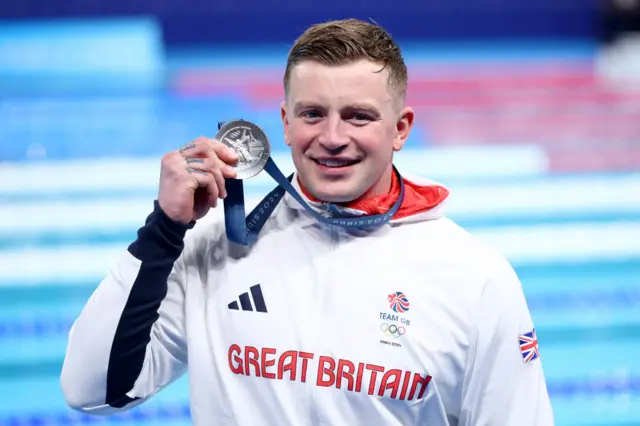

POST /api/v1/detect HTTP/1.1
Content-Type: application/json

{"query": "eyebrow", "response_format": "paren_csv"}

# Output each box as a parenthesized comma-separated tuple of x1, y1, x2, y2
(293, 101, 381, 116)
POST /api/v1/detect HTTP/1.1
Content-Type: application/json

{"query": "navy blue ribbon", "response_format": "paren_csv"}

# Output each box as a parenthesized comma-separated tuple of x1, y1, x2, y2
(220, 121, 405, 246)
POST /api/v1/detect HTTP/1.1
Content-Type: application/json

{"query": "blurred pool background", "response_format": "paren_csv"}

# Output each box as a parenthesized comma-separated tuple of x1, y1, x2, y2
(1, 1, 640, 425)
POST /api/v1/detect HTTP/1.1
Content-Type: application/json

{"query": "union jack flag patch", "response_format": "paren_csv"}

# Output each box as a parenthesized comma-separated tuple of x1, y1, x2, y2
(519, 328, 540, 363)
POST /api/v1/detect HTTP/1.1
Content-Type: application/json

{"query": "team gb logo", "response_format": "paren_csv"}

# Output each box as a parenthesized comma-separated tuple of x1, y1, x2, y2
(388, 292, 410, 313)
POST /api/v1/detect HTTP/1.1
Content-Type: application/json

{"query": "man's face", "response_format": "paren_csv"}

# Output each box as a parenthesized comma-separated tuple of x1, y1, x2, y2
(281, 59, 414, 203)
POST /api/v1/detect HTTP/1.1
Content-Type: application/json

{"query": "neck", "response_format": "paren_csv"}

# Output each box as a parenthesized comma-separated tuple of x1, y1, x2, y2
(344, 166, 394, 205)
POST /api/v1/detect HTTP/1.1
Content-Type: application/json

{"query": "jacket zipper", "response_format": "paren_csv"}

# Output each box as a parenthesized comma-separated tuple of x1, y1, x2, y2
(308, 225, 340, 425)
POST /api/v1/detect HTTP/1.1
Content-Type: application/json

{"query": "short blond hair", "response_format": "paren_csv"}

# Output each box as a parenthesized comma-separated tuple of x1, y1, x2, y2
(283, 19, 408, 103)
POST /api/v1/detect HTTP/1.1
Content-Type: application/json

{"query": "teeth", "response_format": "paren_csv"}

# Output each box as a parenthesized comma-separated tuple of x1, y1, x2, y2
(317, 159, 355, 167)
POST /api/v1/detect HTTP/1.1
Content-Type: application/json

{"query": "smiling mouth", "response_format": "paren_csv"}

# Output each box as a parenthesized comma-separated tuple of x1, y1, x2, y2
(313, 158, 361, 168)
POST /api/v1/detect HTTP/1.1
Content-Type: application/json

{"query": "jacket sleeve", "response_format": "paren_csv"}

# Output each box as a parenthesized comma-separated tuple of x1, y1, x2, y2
(60, 201, 194, 415)
(458, 259, 555, 426)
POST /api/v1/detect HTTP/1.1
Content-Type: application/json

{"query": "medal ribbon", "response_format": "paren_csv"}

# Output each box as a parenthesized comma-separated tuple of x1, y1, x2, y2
(220, 121, 405, 246)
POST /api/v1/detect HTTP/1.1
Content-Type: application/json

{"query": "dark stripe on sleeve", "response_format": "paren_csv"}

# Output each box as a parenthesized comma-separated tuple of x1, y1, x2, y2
(106, 200, 194, 408)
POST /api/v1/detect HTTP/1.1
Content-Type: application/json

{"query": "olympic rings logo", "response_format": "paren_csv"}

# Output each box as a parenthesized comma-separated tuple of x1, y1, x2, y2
(380, 323, 406, 338)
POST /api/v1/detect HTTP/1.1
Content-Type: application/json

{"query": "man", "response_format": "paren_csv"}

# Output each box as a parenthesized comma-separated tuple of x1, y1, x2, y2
(61, 19, 554, 425)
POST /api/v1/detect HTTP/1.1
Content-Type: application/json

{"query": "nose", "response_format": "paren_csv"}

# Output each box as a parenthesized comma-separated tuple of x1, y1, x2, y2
(317, 116, 350, 152)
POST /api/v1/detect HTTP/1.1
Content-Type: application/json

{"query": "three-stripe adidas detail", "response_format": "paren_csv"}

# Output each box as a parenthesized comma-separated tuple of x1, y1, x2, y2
(228, 284, 267, 313)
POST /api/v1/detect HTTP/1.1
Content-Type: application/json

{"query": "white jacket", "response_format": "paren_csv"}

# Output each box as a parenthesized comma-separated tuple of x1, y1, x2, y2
(60, 174, 554, 425)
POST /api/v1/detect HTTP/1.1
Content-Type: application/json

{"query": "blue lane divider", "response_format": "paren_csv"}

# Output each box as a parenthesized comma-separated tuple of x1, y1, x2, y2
(526, 289, 640, 311)
(1, 401, 191, 425)
(2, 289, 640, 340)
(0, 316, 73, 339)
(1, 376, 640, 425)
(547, 375, 640, 396)
(4, 212, 640, 251)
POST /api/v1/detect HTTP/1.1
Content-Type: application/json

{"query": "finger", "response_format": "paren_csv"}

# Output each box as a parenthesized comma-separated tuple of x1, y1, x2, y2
(205, 171, 219, 207)
(212, 167, 227, 200)
(185, 167, 215, 190)
(178, 137, 215, 159)
(185, 156, 236, 181)
(184, 157, 215, 172)
(207, 149, 238, 179)
(188, 168, 218, 209)
(214, 158, 238, 179)
(211, 140, 239, 165)
(221, 163, 238, 179)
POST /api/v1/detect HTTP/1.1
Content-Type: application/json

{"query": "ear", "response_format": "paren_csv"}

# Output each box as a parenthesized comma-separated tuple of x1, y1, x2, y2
(281, 101, 291, 147)
(393, 106, 415, 152)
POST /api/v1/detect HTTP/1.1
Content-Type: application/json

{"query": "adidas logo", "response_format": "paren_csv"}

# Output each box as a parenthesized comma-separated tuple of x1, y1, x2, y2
(228, 284, 268, 313)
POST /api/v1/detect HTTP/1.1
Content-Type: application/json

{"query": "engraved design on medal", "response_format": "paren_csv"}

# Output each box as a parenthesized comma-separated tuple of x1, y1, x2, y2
(216, 120, 270, 180)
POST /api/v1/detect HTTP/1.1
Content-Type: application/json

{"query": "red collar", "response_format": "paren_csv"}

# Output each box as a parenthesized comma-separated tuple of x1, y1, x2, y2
(297, 172, 449, 220)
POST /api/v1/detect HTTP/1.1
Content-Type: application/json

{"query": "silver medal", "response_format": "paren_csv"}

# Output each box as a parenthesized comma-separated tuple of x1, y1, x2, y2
(215, 119, 270, 180)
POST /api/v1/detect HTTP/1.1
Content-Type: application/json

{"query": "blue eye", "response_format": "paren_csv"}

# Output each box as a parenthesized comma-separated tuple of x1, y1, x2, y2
(353, 113, 371, 121)
(349, 112, 375, 124)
